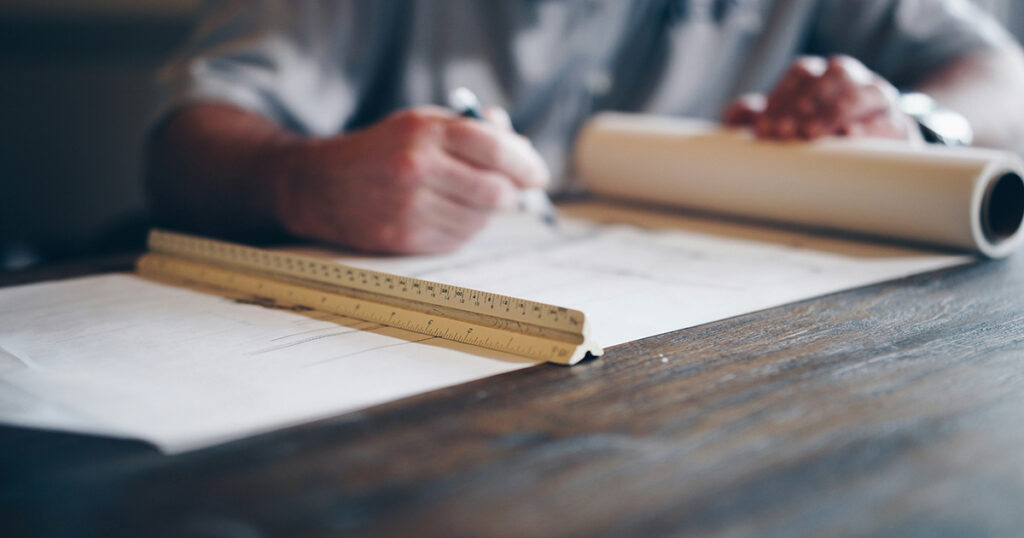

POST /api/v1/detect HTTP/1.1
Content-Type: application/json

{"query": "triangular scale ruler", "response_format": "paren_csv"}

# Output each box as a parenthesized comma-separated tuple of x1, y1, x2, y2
(137, 229, 602, 365)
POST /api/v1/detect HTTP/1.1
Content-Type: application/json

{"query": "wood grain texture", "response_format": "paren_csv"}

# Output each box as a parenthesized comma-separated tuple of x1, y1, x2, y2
(3, 252, 1024, 537)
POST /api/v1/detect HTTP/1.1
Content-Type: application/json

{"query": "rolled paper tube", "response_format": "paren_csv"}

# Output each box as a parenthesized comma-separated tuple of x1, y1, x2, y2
(574, 113, 1024, 258)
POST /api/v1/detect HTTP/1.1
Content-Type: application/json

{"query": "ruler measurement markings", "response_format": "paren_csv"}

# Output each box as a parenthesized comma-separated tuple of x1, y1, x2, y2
(142, 231, 596, 364)
(149, 231, 583, 333)
(155, 252, 581, 340)
(137, 254, 580, 363)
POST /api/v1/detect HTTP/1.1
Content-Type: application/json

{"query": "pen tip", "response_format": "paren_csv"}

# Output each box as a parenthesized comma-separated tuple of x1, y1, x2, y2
(449, 87, 481, 113)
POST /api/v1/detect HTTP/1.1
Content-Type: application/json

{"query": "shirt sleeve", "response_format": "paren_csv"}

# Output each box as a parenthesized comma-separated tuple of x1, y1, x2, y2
(155, 0, 362, 136)
(805, 0, 1016, 87)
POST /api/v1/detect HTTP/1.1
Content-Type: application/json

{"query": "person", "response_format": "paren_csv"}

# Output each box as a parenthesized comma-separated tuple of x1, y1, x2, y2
(147, 0, 1024, 254)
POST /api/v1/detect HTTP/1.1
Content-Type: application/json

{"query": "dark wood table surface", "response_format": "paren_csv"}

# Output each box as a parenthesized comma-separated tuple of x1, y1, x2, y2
(3, 250, 1024, 537)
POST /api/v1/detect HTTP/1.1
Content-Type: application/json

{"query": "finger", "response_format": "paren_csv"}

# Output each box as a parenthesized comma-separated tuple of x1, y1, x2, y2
(388, 104, 456, 121)
(398, 225, 469, 254)
(796, 70, 849, 139)
(842, 122, 867, 138)
(443, 120, 551, 189)
(843, 110, 920, 141)
(422, 152, 519, 211)
(483, 106, 514, 131)
(822, 84, 889, 137)
(827, 55, 873, 86)
(807, 57, 889, 138)
(851, 114, 895, 138)
(765, 57, 827, 114)
(796, 73, 846, 138)
(723, 93, 766, 126)
(379, 188, 490, 254)
(758, 56, 827, 139)
(409, 188, 490, 243)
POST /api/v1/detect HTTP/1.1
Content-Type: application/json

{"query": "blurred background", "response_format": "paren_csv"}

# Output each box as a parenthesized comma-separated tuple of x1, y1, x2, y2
(1, 0, 1023, 271)
(0, 0, 198, 270)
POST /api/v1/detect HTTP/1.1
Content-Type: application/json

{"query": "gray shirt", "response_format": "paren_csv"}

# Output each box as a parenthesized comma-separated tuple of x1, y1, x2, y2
(158, 0, 1012, 188)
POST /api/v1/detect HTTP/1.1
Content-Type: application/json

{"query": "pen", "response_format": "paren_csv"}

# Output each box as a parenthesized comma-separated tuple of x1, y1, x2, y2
(448, 87, 559, 227)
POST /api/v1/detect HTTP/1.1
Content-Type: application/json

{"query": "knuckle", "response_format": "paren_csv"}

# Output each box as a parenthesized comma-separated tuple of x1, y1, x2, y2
(390, 152, 428, 186)
(828, 54, 856, 67)
(391, 109, 437, 139)
(788, 65, 810, 78)
(794, 55, 826, 76)
(828, 55, 871, 83)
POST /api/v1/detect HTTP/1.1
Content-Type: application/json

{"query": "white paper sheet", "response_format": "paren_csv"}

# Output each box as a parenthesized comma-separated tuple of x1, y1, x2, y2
(304, 201, 970, 346)
(0, 200, 969, 453)
(0, 273, 534, 452)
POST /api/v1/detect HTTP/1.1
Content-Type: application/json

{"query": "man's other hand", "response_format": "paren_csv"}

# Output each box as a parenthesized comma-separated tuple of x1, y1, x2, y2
(277, 106, 550, 254)
(723, 55, 922, 142)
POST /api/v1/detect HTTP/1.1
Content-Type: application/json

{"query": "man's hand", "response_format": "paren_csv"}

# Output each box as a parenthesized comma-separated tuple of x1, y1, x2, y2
(275, 106, 550, 254)
(724, 55, 921, 142)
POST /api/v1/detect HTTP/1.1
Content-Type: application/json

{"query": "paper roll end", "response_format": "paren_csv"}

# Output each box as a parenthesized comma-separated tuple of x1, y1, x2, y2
(980, 171, 1024, 257)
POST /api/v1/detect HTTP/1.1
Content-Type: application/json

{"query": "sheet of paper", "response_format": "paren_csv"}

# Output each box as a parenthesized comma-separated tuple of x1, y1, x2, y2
(0, 274, 533, 453)
(0, 200, 970, 453)
(299, 200, 971, 347)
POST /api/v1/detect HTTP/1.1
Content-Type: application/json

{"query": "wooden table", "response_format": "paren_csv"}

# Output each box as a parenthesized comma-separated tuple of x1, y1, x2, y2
(3, 251, 1024, 537)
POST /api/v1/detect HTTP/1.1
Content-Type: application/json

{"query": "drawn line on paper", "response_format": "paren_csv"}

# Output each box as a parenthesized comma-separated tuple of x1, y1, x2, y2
(250, 329, 369, 355)
(269, 320, 378, 342)
(304, 336, 437, 367)
(0, 345, 39, 371)
(391, 230, 601, 278)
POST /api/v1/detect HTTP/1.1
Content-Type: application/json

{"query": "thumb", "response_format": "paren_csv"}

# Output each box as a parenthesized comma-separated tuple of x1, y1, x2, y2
(483, 106, 514, 131)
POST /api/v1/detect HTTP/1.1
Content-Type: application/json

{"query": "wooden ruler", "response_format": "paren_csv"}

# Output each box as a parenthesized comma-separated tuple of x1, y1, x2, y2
(136, 230, 601, 365)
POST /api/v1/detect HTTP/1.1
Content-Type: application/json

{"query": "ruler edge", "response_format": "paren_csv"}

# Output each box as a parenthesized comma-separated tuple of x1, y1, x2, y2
(141, 229, 605, 365)
(136, 253, 598, 364)
(148, 229, 588, 334)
